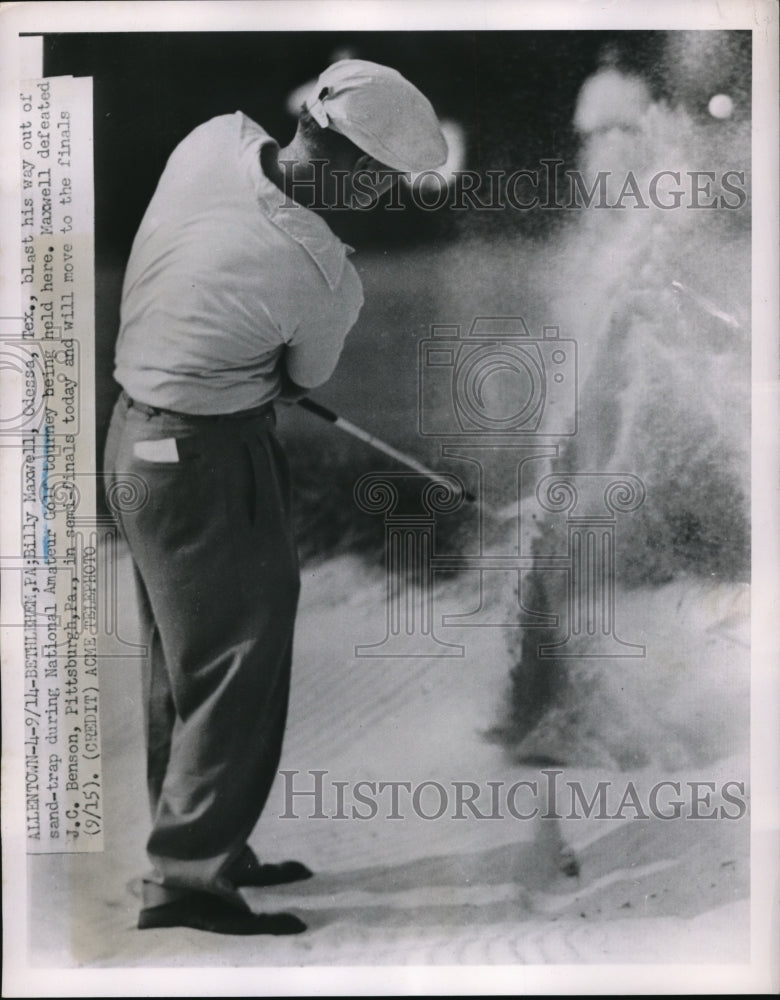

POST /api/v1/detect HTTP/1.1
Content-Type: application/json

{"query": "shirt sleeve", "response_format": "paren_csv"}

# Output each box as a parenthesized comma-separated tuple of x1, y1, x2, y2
(284, 258, 364, 389)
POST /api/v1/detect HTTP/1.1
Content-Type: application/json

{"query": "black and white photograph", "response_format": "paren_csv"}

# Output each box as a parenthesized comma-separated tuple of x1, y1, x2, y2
(1, 1, 778, 995)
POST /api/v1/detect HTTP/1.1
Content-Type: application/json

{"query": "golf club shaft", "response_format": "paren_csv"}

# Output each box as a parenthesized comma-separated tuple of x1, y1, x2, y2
(297, 396, 475, 502)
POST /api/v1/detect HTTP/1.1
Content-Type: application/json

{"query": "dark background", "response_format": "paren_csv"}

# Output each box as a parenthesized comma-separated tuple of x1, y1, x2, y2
(43, 31, 677, 256)
(40, 31, 671, 457)
(38, 31, 750, 544)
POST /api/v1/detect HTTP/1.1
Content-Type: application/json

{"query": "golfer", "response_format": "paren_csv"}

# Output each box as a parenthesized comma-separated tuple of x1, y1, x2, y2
(103, 60, 446, 935)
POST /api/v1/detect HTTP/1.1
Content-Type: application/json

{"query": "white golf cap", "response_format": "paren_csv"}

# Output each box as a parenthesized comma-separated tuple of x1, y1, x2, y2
(305, 59, 448, 172)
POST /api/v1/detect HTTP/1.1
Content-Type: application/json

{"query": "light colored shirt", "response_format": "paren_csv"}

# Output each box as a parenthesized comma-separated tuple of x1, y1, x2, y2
(114, 112, 364, 414)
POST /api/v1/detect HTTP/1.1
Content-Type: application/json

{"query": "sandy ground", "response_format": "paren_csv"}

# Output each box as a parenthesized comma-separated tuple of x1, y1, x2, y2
(26, 543, 750, 971)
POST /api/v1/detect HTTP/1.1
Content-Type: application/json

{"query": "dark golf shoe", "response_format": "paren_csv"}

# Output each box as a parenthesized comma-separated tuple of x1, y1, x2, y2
(226, 846, 314, 888)
(138, 891, 306, 935)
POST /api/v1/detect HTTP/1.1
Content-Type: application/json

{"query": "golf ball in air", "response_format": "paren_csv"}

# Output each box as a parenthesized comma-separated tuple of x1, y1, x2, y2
(708, 94, 734, 119)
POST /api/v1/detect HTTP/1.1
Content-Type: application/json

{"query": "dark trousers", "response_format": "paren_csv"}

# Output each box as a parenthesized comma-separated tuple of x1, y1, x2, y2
(104, 392, 300, 906)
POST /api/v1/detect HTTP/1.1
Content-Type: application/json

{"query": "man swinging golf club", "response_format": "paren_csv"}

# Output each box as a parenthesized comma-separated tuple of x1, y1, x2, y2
(104, 60, 447, 935)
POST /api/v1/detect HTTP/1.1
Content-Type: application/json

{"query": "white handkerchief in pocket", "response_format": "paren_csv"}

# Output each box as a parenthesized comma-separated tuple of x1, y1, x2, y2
(133, 438, 179, 463)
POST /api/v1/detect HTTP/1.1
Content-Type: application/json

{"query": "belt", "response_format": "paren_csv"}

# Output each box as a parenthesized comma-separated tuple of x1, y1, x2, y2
(120, 390, 275, 422)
